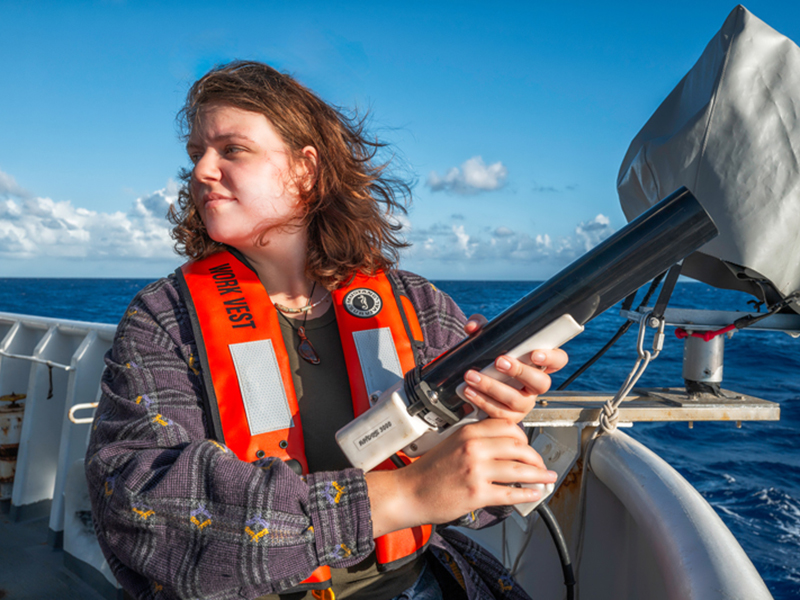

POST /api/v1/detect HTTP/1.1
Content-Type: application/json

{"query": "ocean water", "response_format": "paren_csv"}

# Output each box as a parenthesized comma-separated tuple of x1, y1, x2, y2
(1, 278, 797, 598)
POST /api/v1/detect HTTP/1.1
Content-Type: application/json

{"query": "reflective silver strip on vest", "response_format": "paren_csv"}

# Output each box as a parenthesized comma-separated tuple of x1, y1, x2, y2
(228, 340, 294, 434)
(352, 327, 404, 398)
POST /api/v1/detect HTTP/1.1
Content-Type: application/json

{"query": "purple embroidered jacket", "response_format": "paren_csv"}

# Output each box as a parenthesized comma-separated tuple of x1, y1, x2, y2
(86, 270, 531, 600)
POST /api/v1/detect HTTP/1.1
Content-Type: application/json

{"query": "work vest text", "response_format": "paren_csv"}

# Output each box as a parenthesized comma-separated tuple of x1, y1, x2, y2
(209, 263, 256, 329)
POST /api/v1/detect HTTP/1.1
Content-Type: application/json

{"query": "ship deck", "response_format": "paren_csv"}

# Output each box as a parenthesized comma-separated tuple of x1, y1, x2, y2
(0, 502, 107, 600)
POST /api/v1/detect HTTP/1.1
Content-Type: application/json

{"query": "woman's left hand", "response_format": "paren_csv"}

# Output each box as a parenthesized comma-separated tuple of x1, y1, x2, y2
(461, 314, 569, 422)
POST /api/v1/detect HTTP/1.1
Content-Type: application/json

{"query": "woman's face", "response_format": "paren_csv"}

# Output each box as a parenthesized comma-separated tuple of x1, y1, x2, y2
(187, 103, 314, 250)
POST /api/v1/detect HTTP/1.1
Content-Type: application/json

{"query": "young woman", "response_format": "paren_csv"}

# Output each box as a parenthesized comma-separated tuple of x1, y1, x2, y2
(86, 61, 567, 600)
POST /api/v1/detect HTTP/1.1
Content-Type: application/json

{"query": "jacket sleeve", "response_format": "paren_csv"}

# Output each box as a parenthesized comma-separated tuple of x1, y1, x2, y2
(85, 276, 374, 600)
(391, 271, 513, 530)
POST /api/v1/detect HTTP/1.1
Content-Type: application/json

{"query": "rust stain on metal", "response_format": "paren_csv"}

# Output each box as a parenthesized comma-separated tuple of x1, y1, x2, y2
(558, 458, 583, 492)
(548, 458, 585, 549)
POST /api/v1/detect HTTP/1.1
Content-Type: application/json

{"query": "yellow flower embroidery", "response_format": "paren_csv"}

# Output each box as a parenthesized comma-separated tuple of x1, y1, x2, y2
(498, 577, 514, 592)
(132, 507, 155, 520)
(153, 414, 169, 426)
(442, 551, 465, 589)
(245, 516, 270, 541)
(188, 353, 200, 375)
(245, 525, 269, 541)
(209, 440, 227, 453)
(190, 505, 212, 530)
(324, 481, 346, 505)
(332, 482, 345, 503)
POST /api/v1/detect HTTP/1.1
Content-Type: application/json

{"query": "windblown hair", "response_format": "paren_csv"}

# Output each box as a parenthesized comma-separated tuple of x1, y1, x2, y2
(169, 60, 411, 288)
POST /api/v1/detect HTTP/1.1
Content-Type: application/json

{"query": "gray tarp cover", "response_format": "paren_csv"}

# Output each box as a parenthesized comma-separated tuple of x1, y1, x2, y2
(617, 5, 800, 312)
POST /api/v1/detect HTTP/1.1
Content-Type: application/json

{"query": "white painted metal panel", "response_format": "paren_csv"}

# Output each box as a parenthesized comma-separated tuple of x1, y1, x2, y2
(589, 432, 772, 599)
(51, 331, 113, 536)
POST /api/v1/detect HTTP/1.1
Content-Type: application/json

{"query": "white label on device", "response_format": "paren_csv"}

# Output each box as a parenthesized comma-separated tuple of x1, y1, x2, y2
(336, 380, 434, 472)
(353, 419, 395, 450)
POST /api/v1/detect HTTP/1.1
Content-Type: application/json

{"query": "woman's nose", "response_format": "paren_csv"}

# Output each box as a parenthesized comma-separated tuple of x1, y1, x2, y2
(193, 151, 221, 182)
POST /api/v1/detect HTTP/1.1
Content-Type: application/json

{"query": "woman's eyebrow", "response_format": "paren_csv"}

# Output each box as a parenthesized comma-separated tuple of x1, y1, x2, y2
(186, 133, 257, 151)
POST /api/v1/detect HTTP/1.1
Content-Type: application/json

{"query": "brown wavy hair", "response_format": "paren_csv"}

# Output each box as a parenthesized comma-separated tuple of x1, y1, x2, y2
(169, 60, 411, 288)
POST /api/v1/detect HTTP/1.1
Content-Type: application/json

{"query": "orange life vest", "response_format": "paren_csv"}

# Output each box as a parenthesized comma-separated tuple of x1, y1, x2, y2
(177, 251, 433, 592)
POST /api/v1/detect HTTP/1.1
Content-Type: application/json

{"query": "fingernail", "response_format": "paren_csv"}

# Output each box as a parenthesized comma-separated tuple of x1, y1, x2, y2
(533, 351, 546, 364)
(547, 470, 558, 481)
(465, 371, 481, 384)
(463, 386, 476, 399)
(496, 357, 511, 372)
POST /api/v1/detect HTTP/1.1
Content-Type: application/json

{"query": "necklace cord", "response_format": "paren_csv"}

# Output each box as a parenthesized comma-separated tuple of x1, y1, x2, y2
(277, 281, 322, 365)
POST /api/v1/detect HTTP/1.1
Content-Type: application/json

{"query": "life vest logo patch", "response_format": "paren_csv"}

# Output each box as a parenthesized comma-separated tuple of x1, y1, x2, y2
(343, 288, 382, 318)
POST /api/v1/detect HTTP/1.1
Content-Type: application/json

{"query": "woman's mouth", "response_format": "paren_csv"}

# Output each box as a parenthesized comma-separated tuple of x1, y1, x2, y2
(203, 193, 235, 208)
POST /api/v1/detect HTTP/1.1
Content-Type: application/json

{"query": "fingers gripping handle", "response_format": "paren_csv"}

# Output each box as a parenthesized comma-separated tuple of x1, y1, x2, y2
(511, 481, 556, 517)
(473, 313, 583, 516)
(404, 314, 583, 516)
(456, 313, 584, 397)
(403, 314, 584, 459)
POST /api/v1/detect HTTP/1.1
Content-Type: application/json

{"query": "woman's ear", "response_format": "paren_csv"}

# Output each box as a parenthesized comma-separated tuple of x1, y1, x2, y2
(296, 146, 318, 192)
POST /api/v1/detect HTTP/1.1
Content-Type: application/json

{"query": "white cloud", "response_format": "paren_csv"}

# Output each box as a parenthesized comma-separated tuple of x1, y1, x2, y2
(575, 214, 611, 251)
(0, 169, 31, 199)
(403, 213, 614, 268)
(0, 182, 179, 261)
(427, 156, 508, 195)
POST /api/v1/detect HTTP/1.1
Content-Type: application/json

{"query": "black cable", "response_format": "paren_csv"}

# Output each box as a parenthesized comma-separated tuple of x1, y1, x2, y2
(734, 291, 800, 330)
(558, 273, 666, 390)
(536, 502, 576, 600)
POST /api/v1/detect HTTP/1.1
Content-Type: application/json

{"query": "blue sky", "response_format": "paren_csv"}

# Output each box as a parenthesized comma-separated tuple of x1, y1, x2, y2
(1, 1, 798, 279)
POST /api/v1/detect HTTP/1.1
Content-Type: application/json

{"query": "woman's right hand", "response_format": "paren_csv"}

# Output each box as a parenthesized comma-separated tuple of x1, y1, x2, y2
(365, 418, 557, 537)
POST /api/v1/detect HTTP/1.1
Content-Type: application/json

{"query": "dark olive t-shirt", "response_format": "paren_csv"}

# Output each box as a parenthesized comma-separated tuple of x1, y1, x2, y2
(259, 307, 423, 600)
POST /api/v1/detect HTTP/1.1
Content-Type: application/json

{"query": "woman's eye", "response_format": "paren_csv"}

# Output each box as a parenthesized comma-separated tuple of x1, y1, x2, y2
(225, 146, 244, 156)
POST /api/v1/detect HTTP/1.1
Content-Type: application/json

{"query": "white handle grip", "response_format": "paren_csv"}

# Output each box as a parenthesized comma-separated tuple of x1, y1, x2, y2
(405, 314, 584, 458)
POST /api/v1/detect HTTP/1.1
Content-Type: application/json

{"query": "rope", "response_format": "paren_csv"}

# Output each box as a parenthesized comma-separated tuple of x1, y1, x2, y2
(597, 350, 652, 435)
(571, 312, 659, 579)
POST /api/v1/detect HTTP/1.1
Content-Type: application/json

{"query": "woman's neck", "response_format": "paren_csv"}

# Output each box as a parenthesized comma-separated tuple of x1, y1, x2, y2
(235, 234, 330, 319)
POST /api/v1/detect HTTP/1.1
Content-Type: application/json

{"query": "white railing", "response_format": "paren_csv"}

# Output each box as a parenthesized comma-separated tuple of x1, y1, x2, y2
(0, 312, 115, 529)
